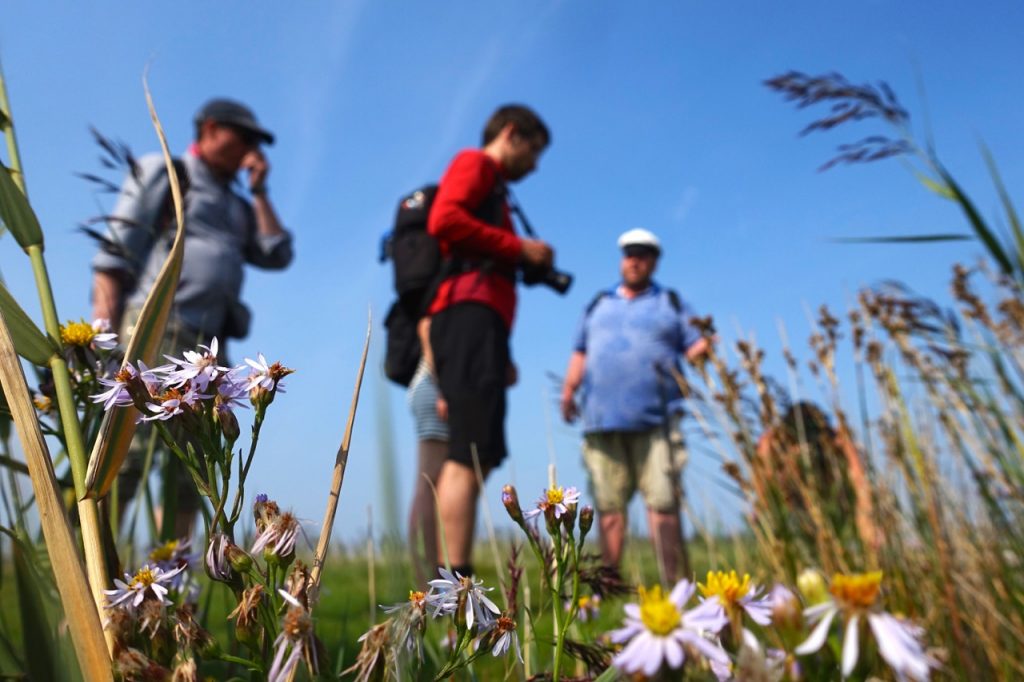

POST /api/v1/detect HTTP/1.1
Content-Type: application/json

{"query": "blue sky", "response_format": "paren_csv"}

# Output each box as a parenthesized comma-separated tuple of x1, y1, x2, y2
(2, 2, 1022, 544)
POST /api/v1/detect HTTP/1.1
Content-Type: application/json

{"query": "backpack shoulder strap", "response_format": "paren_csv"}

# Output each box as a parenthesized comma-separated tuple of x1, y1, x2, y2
(585, 290, 609, 317)
(664, 288, 683, 314)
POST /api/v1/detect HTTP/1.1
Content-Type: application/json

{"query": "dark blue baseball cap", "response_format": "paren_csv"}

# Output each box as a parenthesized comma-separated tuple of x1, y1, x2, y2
(194, 98, 275, 145)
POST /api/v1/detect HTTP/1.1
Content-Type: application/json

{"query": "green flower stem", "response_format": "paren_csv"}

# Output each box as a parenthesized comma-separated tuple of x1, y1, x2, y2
(227, 408, 267, 533)
(0, 60, 27, 195)
(550, 527, 566, 682)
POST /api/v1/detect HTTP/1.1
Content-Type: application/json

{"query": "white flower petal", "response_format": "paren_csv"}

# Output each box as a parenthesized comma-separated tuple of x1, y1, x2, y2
(795, 605, 837, 655)
(842, 614, 860, 678)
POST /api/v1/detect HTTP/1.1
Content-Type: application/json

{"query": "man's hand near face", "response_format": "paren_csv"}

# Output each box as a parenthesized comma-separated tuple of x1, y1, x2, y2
(241, 149, 269, 194)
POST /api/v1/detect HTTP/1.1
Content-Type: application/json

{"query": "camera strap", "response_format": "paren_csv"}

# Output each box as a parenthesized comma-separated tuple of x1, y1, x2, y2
(503, 186, 538, 239)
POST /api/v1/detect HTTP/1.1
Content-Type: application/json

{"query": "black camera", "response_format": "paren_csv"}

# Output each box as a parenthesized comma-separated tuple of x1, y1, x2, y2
(521, 263, 573, 295)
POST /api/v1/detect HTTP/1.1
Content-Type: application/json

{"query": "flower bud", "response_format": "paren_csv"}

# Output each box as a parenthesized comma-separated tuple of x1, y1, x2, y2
(502, 485, 525, 526)
(204, 533, 233, 582)
(250, 385, 274, 410)
(226, 543, 254, 575)
(579, 505, 594, 538)
(769, 583, 803, 632)
(562, 500, 579, 531)
(797, 568, 828, 606)
(214, 401, 240, 442)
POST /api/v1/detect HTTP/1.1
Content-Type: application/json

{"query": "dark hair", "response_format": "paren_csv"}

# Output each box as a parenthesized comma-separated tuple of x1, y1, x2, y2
(482, 104, 550, 147)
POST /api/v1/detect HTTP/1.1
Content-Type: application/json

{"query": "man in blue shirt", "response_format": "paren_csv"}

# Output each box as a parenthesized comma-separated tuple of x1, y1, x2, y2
(560, 228, 709, 581)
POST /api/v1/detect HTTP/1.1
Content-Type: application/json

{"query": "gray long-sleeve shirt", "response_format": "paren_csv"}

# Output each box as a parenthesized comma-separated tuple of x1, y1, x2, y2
(92, 151, 293, 337)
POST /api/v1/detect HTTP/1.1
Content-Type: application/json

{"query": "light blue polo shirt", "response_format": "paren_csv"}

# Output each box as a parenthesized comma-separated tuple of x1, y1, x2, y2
(573, 282, 701, 433)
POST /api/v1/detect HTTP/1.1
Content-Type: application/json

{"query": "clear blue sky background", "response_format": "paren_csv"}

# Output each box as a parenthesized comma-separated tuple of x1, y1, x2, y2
(1, 3, 1022, 544)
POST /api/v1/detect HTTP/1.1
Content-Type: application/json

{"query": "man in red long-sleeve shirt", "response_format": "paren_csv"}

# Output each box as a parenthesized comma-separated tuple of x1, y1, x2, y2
(427, 104, 555, 578)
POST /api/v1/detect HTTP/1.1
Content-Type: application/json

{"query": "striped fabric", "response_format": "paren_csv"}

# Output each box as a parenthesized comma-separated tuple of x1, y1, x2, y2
(407, 358, 449, 441)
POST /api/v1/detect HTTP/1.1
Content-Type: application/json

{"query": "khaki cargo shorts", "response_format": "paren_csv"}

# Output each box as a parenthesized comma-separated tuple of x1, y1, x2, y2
(582, 425, 687, 513)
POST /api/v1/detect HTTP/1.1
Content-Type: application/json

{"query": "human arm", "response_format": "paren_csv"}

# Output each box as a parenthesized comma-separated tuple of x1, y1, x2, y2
(427, 151, 528, 264)
(560, 351, 586, 423)
(242, 149, 293, 269)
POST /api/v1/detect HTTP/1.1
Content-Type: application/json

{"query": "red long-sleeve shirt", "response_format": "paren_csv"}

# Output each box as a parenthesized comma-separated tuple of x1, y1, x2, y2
(427, 149, 522, 329)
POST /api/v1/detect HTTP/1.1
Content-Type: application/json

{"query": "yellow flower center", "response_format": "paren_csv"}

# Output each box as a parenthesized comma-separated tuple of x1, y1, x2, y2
(149, 540, 179, 563)
(545, 486, 566, 505)
(60, 320, 96, 347)
(409, 590, 426, 604)
(699, 570, 752, 606)
(830, 571, 883, 610)
(578, 595, 591, 609)
(33, 394, 52, 412)
(130, 567, 157, 589)
(638, 585, 681, 635)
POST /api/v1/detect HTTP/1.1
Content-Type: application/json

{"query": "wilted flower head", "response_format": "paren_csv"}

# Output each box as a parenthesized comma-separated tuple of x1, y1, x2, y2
(344, 622, 390, 682)
(114, 648, 171, 681)
(268, 590, 319, 682)
(253, 493, 280, 533)
(204, 534, 235, 583)
(381, 590, 429, 656)
(481, 613, 522, 661)
(228, 584, 266, 647)
(251, 510, 302, 563)
(610, 580, 729, 677)
(795, 571, 938, 681)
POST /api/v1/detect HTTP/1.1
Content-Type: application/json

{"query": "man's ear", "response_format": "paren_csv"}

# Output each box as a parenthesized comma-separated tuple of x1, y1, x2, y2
(499, 122, 518, 143)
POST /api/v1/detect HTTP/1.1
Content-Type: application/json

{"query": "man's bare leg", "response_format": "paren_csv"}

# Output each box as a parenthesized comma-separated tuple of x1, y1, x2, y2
(598, 511, 627, 568)
(647, 508, 687, 583)
(435, 460, 481, 571)
(409, 439, 447, 583)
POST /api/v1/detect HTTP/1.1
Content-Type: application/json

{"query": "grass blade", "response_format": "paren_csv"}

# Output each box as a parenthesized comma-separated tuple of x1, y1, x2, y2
(0, 309, 112, 679)
(9, 531, 58, 682)
(0, 282, 55, 366)
(0, 161, 42, 250)
(932, 158, 1016, 278)
(979, 143, 1024, 275)
(829, 233, 973, 244)
(84, 74, 185, 499)
(310, 311, 371, 593)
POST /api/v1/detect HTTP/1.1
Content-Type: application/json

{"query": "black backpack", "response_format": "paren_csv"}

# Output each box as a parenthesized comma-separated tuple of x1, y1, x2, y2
(381, 185, 441, 386)
(380, 179, 515, 386)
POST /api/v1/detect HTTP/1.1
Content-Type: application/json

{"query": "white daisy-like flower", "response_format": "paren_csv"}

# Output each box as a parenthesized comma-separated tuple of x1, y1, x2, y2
(90, 318, 119, 350)
(610, 580, 730, 677)
(426, 567, 500, 630)
(523, 485, 580, 521)
(245, 352, 293, 393)
(91, 366, 137, 410)
(139, 396, 184, 422)
(483, 614, 522, 662)
(104, 564, 186, 613)
(699, 570, 773, 626)
(164, 338, 228, 391)
(794, 571, 937, 681)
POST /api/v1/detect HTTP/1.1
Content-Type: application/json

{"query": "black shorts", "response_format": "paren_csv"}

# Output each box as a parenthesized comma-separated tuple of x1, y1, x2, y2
(430, 303, 510, 470)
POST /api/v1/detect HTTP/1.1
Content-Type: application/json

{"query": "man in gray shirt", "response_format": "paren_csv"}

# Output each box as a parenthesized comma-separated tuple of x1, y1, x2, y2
(91, 98, 294, 536)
